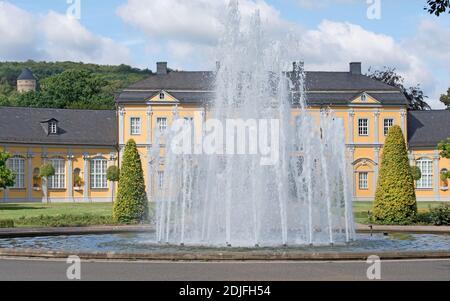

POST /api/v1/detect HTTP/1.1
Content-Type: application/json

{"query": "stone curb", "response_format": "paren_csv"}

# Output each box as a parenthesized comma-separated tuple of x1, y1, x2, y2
(355, 224, 450, 234)
(0, 248, 449, 261)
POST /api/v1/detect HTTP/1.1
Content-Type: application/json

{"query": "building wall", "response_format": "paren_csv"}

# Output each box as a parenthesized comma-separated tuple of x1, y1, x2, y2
(0, 144, 117, 203)
(17, 80, 36, 93)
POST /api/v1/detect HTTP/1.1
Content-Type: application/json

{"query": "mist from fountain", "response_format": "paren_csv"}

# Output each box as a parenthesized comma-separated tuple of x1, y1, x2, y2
(153, 1, 355, 247)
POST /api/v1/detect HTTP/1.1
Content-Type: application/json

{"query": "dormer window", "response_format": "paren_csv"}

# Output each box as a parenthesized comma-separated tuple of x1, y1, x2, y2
(49, 121, 57, 134)
(159, 92, 165, 100)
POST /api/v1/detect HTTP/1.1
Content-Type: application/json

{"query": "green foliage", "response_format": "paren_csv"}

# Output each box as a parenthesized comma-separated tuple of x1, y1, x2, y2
(0, 61, 152, 110)
(73, 174, 83, 187)
(39, 163, 55, 178)
(0, 219, 14, 228)
(410, 166, 422, 181)
(440, 87, 450, 109)
(113, 140, 149, 224)
(14, 214, 116, 228)
(438, 138, 450, 159)
(425, 0, 450, 16)
(106, 166, 120, 182)
(0, 151, 15, 189)
(367, 67, 431, 110)
(373, 125, 418, 224)
(428, 204, 450, 225)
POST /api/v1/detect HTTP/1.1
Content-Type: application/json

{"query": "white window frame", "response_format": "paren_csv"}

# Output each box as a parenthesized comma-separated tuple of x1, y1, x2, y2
(383, 118, 394, 136)
(416, 158, 433, 189)
(49, 158, 65, 189)
(359, 172, 369, 190)
(157, 117, 168, 132)
(49, 122, 57, 134)
(159, 92, 165, 100)
(8, 156, 25, 189)
(358, 118, 369, 136)
(90, 158, 107, 189)
(130, 117, 141, 135)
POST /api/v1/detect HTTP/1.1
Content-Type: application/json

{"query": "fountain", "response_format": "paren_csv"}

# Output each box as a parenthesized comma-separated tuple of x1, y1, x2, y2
(152, 1, 355, 247)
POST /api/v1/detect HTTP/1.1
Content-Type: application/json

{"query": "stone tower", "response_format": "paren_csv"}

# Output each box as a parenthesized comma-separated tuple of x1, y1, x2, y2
(17, 68, 37, 93)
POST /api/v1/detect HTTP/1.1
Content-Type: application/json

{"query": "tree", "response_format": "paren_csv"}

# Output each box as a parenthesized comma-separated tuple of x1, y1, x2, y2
(440, 87, 450, 109)
(113, 140, 148, 224)
(0, 151, 15, 189)
(39, 163, 55, 204)
(438, 138, 450, 181)
(367, 67, 431, 110)
(107, 166, 120, 203)
(425, 0, 450, 16)
(373, 125, 418, 224)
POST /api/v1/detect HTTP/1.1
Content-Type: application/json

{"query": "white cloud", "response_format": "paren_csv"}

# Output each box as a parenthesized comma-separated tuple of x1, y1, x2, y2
(0, 1, 131, 64)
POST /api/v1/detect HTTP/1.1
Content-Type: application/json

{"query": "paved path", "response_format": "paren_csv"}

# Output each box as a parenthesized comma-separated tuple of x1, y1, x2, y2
(0, 258, 449, 281)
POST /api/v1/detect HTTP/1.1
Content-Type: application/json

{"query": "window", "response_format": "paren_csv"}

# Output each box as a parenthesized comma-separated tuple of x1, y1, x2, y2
(384, 119, 394, 136)
(90, 158, 107, 189)
(361, 93, 367, 102)
(159, 92, 165, 100)
(359, 172, 369, 190)
(49, 158, 65, 189)
(49, 121, 57, 134)
(358, 119, 369, 136)
(158, 171, 164, 190)
(130, 117, 141, 135)
(8, 156, 25, 189)
(416, 158, 433, 189)
(157, 117, 168, 132)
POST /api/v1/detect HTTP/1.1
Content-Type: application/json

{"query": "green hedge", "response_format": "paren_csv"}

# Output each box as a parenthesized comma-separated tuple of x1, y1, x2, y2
(0, 219, 14, 228)
(373, 125, 418, 224)
(113, 139, 149, 224)
(14, 214, 115, 228)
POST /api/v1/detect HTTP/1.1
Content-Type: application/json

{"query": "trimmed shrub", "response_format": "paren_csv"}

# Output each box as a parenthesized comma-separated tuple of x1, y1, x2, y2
(107, 166, 120, 182)
(0, 219, 14, 228)
(410, 166, 422, 181)
(429, 204, 450, 226)
(39, 163, 55, 178)
(373, 125, 418, 224)
(113, 140, 149, 224)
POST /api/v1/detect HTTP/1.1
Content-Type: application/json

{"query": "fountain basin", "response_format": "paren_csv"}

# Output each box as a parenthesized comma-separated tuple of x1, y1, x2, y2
(0, 232, 449, 261)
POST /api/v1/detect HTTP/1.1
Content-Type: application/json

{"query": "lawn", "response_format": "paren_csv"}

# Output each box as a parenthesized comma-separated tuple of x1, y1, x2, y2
(0, 203, 114, 228)
(0, 201, 444, 228)
(353, 201, 442, 224)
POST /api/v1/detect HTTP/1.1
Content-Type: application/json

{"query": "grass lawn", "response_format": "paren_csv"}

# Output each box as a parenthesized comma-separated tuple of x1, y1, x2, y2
(0, 201, 444, 228)
(353, 201, 442, 224)
(0, 203, 114, 228)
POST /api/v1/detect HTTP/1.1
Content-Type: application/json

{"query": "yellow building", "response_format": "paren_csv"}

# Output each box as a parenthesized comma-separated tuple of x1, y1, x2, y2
(0, 107, 118, 203)
(1, 62, 449, 203)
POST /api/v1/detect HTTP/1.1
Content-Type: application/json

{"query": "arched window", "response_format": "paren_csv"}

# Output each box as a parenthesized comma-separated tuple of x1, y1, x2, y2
(416, 158, 433, 189)
(90, 157, 107, 189)
(49, 158, 66, 189)
(8, 156, 25, 189)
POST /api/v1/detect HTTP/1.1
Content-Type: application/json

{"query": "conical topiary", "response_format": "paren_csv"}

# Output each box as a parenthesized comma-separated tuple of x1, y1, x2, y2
(113, 139, 148, 224)
(373, 125, 417, 224)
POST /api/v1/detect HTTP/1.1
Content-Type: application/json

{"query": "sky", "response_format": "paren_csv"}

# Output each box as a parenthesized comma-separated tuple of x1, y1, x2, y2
(0, 0, 449, 108)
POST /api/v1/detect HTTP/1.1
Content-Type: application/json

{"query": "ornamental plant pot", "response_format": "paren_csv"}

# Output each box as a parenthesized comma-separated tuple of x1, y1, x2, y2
(33, 186, 41, 191)
(441, 186, 449, 191)
(74, 186, 83, 191)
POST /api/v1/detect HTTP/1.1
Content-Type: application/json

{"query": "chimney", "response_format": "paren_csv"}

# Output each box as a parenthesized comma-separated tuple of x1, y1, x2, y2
(157, 62, 168, 75)
(350, 62, 362, 75)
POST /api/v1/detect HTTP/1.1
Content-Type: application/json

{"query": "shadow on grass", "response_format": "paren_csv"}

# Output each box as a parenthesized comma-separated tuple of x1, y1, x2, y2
(0, 204, 46, 211)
